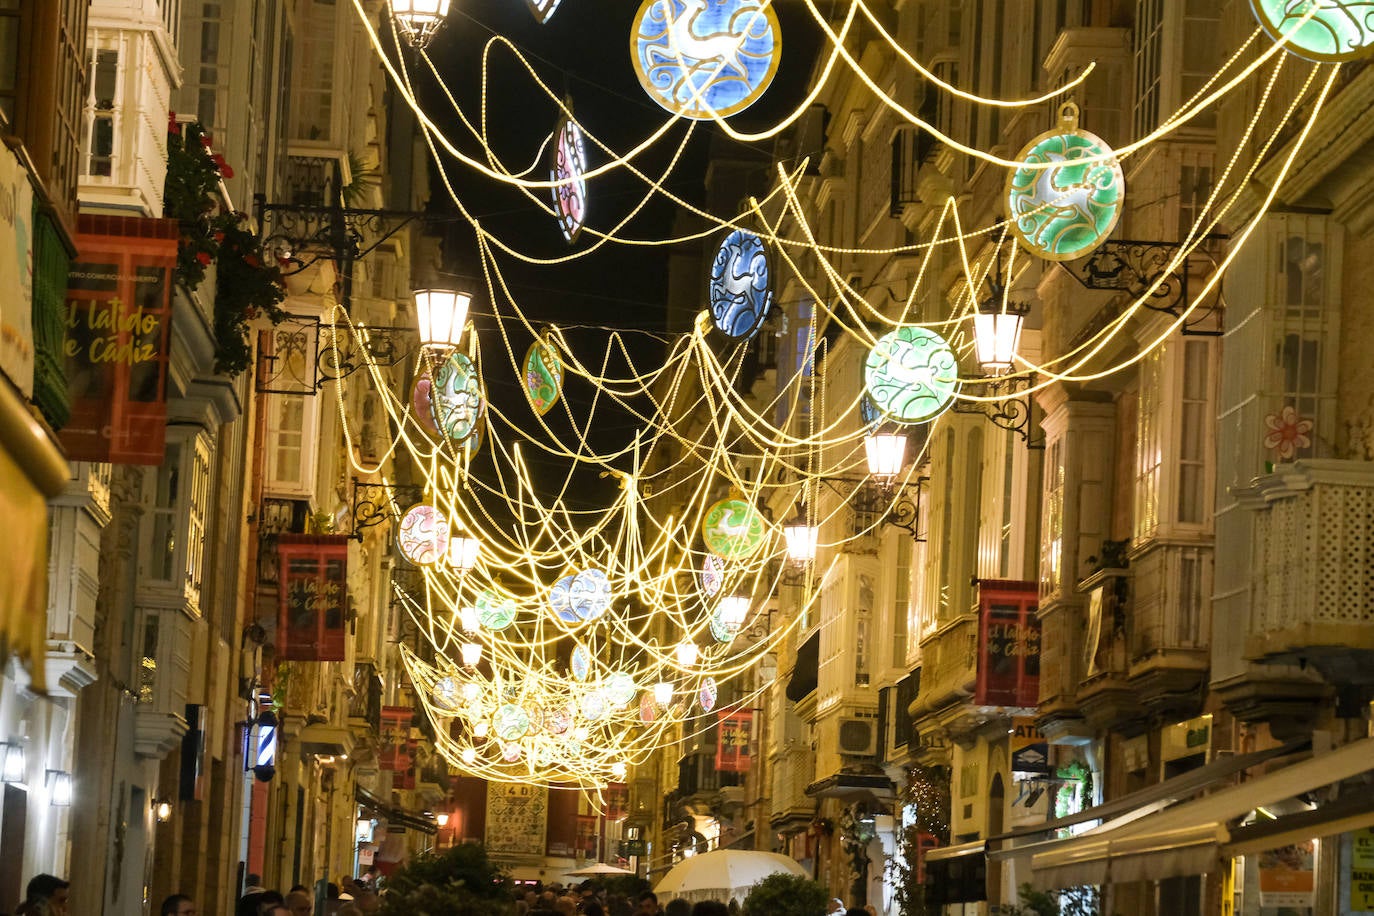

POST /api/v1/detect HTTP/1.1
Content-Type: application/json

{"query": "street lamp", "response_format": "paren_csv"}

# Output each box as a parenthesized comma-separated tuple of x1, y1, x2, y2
(675, 641, 700, 668)
(864, 430, 908, 480)
(389, 0, 451, 47)
(460, 641, 483, 667)
(973, 299, 1029, 376)
(717, 592, 751, 633)
(446, 531, 481, 573)
(1, 743, 24, 784)
(782, 512, 818, 564)
(414, 288, 471, 352)
(46, 770, 72, 807)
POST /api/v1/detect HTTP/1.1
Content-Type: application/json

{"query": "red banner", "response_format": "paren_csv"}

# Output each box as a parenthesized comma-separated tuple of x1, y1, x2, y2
(716, 709, 754, 772)
(975, 580, 1040, 708)
(604, 782, 628, 821)
(575, 814, 598, 858)
(61, 215, 177, 464)
(277, 535, 349, 661)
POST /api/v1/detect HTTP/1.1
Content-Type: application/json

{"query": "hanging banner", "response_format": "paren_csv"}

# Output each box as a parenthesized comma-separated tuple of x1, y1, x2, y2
(61, 215, 177, 464)
(1258, 841, 1316, 907)
(575, 814, 598, 859)
(0, 148, 34, 394)
(1351, 828, 1374, 911)
(485, 782, 549, 857)
(716, 709, 754, 772)
(604, 782, 628, 821)
(975, 580, 1041, 707)
(277, 535, 349, 661)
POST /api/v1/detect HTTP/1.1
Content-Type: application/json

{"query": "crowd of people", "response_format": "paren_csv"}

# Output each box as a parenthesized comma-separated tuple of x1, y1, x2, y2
(10, 870, 879, 915)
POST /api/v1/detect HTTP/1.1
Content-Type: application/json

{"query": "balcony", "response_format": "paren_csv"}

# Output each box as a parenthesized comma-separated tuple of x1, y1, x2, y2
(1235, 460, 1374, 684)
(768, 744, 816, 832)
(1075, 562, 1144, 732)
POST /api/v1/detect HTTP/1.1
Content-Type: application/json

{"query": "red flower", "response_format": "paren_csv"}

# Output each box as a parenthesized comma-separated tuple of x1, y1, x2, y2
(201, 134, 213, 148)
(245, 254, 262, 268)
(213, 231, 225, 243)
(168, 113, 181, 136)
(220, 163, 235, 179)
(195, 251, 213, 266)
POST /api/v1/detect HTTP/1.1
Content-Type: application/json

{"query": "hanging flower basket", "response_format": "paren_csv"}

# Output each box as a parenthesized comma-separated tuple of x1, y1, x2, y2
(164, 116, 286, 375)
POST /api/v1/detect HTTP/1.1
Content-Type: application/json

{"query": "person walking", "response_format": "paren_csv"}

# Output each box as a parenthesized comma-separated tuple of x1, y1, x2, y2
(161, 894, 197, 916)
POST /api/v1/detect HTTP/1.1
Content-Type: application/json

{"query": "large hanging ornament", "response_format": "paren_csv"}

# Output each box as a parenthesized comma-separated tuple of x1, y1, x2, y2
(494, 704, 532, 741)
(700, 554, 725, 597)
(701, 496, 766, 559)
(709, 229, 771, 340)
(550, 115, 588, 242)
(1007, 103, 1124, 262)
(605, 672, 638, 707)
(859, 393, 883, 428)
(431, 351, 485, 442)
(631, 0, 781, 119)
(709, 608, 734, 643)
(525, 0, 562, 24)
(699, 677, 718, 712)
(569, 568, 612, 621)
(523, 335, 564, 416)
(476, 590, 518, 631)
(864, 327, 958, 423)
(410, 368, 442, 439)
(571, 645, 592, 681)
(1251, 0, 1374, 61)
(397, 503, 449, 565)
(549, 573, 579, 623)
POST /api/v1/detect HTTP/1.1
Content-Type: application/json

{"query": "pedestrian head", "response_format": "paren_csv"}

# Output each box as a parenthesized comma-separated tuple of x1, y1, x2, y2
(285, 890, 312, 916)
(161, 895, 197, 916)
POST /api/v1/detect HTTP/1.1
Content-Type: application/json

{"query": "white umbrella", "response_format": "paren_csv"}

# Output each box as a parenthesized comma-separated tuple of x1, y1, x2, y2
(565, 862, 636, 877)
(654, 849, 808, 904)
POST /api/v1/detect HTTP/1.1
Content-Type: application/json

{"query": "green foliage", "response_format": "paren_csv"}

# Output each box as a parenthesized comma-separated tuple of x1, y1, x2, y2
(740, 872, 828, 916)
(377, 843, 515, 916)
(991, 884, 1103, 916)
(888, 765, 951, 916)
(163, 117, 286, 376)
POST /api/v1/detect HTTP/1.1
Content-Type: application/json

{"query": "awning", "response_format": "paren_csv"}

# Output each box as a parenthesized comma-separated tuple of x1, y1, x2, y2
(1031, 736, 1374, 889)
(785, 632, 819, 702)
(989, 738, 1308, 853)
(355, 785, 438, 835)
(0, 379, 68, 694)
(804, 772, 894, 802)
(924, 841, 987, 905)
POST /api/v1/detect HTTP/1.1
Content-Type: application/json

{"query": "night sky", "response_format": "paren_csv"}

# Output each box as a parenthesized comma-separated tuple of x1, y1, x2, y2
(407, 0, 825, 510)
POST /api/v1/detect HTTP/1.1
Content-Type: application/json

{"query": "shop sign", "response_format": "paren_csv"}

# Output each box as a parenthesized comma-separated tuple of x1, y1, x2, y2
(484, 782, 548, 857)
(1010, 718, 1049, 776)
(0, 148, 34, 394)
(1258, 840, 1315, 908)
(716, 709, 753, 772)
(61, 215, 177, 464)
(975, 580, 1040, 707)
(277, 535, 349, 661)
(1351, 828, 1374, 911)
(1161, 714, 1212, 763)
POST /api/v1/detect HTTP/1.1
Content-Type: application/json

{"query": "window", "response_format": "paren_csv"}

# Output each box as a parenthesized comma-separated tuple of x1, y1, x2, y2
(1135, 348, 1163, 540)
(140, 432, 213, 614)
(83, 47, 119, 178)
(892, 536, 912, 668)
(0, 0, 19, 124)
(1132, 0, 1164, 137)
(1274, 231, 1334, 458)
(188, 2, 228, 136)
(138, 611, 160, 704)
(1177, 341, 1209, 523)
(290, 0, 338, 142)
(264, 392, 320, 497)
(1177, 152, 1215, 243)
(1042, 439, 1065, 596)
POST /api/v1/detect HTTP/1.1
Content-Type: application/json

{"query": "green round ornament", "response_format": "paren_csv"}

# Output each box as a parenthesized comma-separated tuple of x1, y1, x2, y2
(864, 326, 958, 423)
(701, 497, 766, 559)
(1251, 0, 1374, 62)
(1007, 103, 1124, 262)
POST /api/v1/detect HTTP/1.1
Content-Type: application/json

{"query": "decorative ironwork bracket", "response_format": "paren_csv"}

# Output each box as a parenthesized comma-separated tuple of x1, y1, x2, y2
(1058, 237, 1227, 333)
(253, 192, 424, 284)
(818, 475, 927, 541)
(950, 378, 1044, 449)
(351, 478, 424, 539)
(255, 315, 421, 394)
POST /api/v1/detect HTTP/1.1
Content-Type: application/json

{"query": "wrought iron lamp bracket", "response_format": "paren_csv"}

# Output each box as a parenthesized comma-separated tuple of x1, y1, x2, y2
(351, 478, 425, 540)
(817, 475, 927, 541)
(256, 315, 421, 394)
(950, 376, 1044, 448)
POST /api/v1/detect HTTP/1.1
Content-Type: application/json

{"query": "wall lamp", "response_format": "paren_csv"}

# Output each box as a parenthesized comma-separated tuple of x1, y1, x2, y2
(389, 0, 452, 48)
(1, 742, 25, 784)
(805, 429, 927, 541)
(46, 770, 72, 807)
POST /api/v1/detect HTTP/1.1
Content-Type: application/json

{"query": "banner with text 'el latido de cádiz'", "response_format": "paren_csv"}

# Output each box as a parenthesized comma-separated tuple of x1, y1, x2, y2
(61, 215, 177, 464)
